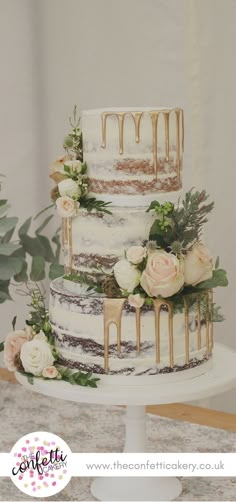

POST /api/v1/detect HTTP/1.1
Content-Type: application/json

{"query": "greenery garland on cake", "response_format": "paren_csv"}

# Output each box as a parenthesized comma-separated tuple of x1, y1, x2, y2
(65, 189, 228, 319)
(50, 106, 112, 216)
(0, 286, 99, 387)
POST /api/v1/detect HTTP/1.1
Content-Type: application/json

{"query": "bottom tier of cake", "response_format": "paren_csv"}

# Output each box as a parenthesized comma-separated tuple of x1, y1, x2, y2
(49, 278, 213, 384)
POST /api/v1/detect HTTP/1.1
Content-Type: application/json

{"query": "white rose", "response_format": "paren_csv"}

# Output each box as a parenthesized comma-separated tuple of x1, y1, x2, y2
(140, 250, 184, 298)
(184, 243, 213, 286)
(20, 339, 55, 376)
(56, 196, 78, 218)
(64, 160, 82, 174)
(58, 178, 80, 198)
(34, 331, 47, 341)
(42, 366, 59, 379)
(126, 246, 147, 265)
(114, 259, 141, 293)
(128, 294, 145, 308)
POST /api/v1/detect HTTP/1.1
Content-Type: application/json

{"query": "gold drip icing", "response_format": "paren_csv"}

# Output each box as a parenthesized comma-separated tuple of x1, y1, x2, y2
(68, 217, 73, 274)
(163, 111, 170, 161)
(103, 298, 126, 373)
(62, 217, 73, 274)
(197, 297, 202, 350)
(183, 298, 190, 365)
(135, 307, 141, 354)
(153, 299, 174, 368)
(175, 109, 181, 183)
(150, 111, 159, 177)
(209, 290, 214, 352)
(101, 108, 184, 183)
(153, 299, 162, 364)
(205, 291, 210, 357)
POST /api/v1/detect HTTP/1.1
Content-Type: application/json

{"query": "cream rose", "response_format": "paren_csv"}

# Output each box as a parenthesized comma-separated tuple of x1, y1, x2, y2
(64, 160, 82, 173)
(4, 330, 29, 372)
(114, 259, 141, 293)
(140, 250, 184, 298)
(42, 366, 59, 379)
(184, 243, 213, 286)
(49, 155, 71, 175)
(56, 196, 78, 218)
(20, 339, 55, 376)
(58, 178, 80, 198)
(128, 294, 145, 309)
(126, 246, 147, 265)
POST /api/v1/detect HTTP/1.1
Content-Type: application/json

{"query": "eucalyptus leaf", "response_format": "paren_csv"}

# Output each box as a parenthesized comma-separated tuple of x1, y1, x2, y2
(20, 234, 45, 257)
(215, 256, 220, 269)
(1, 226, 16, 243)
(52, 233, 61, 262)
(0, 242, 21, 256)
(30, 256, 46, 282)
(0, 202, 10, 217)
(0, 341, 4, 352)
(37, 235, 56, 263)
(36, 214, 53, 234)
(49, 263, 64, 280)
(14, 260, 28, 282)
(0, 217, 18, 235)
(0, 255, 24, 280)
(18, 217, 31, 237)
(34, 204, 54, 220)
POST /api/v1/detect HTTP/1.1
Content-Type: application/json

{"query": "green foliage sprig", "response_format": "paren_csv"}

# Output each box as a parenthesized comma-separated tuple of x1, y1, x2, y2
(56, 367, 100, 388)
(80, 197, 112, 215)
(0, 193, 64, 304)
(64, 272, 104, 294)
(63, 105, 83, 161)
(147, 189, 214, 252)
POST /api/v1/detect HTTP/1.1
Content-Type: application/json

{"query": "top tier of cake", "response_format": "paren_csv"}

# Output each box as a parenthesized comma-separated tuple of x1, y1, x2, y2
(83, 107, 184, 207)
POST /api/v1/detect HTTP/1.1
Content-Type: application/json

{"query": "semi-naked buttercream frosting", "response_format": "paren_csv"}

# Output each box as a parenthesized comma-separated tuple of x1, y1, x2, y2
(50, 106, 214, 383)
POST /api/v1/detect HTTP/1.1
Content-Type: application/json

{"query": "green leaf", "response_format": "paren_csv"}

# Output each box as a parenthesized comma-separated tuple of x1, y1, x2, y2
(35, 214, 53, 234)
(52, 233, 61, 262)
(49, 263, 64, 280)
(30, 256, 46, 282)
(0, 202, 10, 217)
(37, 235, 56, 263)
(1, 226, 15, 243)
(0, 341, 4, 352)
(146, 200, 160, 212)
(20, 234, 45, 257)
(215, 256, 220, 269)
(0, 217, 18, 235)
(14, 259, 28, 282)
(196, 269, 228, 290)
(34, 204, 54, 220)
(0, 255, 24, 280)
(12, 316, 17, 330)
(18, 217, 31, 237)
(0, 243, 21, 256)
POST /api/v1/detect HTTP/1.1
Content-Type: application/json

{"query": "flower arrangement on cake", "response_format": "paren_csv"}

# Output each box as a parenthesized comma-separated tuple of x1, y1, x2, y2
(50, 106, 112, 217)
(65, 189, 228, 320)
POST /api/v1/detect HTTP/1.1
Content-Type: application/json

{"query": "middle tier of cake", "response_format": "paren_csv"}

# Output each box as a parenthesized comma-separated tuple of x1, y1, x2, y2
(62, 192, 181, 276)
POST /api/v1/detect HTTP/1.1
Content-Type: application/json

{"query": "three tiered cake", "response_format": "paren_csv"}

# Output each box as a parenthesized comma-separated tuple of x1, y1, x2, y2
(49, 107, 217, 384)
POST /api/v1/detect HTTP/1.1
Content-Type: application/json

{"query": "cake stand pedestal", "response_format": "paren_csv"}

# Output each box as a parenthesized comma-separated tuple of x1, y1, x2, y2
(16, 344, 236, 501)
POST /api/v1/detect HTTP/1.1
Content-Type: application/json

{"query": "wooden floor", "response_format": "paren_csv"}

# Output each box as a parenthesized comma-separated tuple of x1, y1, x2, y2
(1, 368, 236, 432)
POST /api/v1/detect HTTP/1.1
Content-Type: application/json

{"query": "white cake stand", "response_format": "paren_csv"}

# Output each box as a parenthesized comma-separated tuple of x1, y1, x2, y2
(16, 344, 236, 502)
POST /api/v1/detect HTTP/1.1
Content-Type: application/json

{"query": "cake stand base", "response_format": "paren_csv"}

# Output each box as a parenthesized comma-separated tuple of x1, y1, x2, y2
(91, 476, 182, 501)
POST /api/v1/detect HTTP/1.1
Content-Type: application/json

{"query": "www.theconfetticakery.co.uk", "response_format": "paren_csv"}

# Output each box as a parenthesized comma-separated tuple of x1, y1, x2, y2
(0, 431, 236, 498)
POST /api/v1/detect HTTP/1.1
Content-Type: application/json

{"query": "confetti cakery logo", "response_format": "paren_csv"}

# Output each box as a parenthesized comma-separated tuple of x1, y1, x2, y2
(10, 431, 72, 497)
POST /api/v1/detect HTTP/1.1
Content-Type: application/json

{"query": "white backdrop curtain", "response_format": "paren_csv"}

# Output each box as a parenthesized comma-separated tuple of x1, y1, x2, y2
(0, 0, 235, 412)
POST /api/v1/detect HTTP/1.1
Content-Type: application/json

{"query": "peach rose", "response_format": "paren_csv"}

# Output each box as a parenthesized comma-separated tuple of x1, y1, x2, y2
(126, 246, 147, 265)
(184, 243, 213, 286)
(56, 196, 78, 218)
(42, 366, 59, 379)
(140, 250, 184, 298)
(4, 330, 29, 371)
(128, 294, 145, 308)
